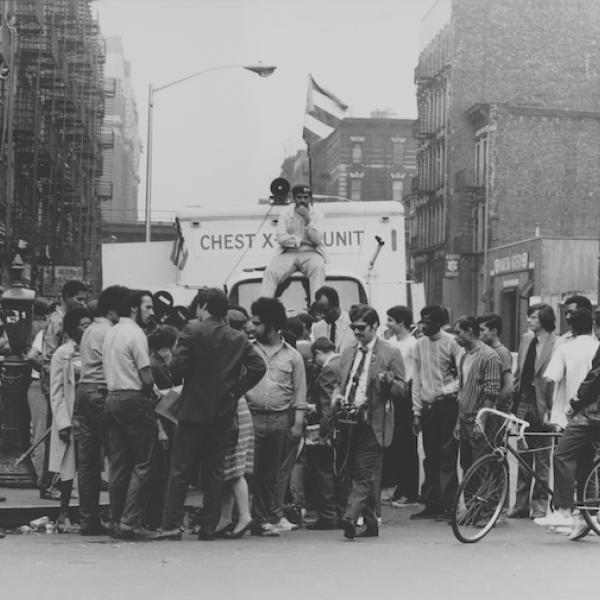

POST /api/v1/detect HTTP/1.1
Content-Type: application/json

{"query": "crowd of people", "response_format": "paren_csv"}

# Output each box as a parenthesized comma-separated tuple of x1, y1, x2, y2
(1, 277, 598, 544)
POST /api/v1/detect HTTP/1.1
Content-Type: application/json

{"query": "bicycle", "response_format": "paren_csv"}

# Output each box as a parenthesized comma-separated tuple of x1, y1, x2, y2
(451, 407, 600, 543)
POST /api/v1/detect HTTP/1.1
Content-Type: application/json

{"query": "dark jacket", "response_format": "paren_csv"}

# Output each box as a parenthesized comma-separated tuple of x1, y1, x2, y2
(169, 316, 266, 423)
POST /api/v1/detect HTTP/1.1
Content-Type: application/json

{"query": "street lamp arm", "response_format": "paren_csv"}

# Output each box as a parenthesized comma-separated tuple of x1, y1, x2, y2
(152, 64, 276, 94)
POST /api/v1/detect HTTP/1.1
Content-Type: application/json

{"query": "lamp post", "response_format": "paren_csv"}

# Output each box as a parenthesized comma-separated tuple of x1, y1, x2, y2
(144, 63, 277, 243)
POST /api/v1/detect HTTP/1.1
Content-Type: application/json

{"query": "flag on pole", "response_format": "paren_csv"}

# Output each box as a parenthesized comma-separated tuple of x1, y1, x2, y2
(302, 74, 349, 145)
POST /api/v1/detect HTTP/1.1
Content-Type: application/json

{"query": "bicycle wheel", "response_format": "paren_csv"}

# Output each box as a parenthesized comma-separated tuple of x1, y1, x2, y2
(451, 454, 508, 543)
(580, 458, 600, 536)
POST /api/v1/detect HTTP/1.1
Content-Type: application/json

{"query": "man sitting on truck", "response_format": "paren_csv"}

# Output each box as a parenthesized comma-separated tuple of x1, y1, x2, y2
(261, 184, 326, 300)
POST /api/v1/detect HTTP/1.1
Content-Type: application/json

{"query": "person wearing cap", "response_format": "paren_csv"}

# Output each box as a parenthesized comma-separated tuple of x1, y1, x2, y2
(261, 184, 327, 301)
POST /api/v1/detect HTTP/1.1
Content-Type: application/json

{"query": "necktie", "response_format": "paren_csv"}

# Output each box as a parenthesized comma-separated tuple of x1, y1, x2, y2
(329, 320, 337, 346)
(520, 336, 538, 393)
(347, 346, 368, 406)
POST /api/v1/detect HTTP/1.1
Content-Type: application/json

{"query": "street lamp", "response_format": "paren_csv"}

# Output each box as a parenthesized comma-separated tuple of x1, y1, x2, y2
(144, 63, 277, 243)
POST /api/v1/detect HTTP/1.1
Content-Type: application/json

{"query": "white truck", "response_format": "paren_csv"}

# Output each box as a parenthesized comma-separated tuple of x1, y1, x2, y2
(101, 200, 424, 320)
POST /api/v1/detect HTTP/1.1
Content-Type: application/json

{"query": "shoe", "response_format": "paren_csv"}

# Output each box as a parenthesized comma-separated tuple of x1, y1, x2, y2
(340, 518, 356, 540)
(410, 507, 444, 520)
(533, 511, 573, 528)
(115, 524, 155, 540)
(356, 524, 378, 538)
(152, 528, 183, 541)
(39, 487, 61, 501)
(197, 529, 215, 541)
(80, 523, 111, 536)
(251, 523, 280, 537)
(273, 517, 299, 532)
(306, 519, 338, 531)
(391, 497, 419, 508)
(568, 516, 589, 541)
(506, 509, 529, 519)
(214, 522, 235, 538)
(224, 520, 254, 539)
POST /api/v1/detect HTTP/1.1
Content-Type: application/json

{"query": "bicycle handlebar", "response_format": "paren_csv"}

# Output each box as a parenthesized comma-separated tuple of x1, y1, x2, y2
(476, 407, 530, 440)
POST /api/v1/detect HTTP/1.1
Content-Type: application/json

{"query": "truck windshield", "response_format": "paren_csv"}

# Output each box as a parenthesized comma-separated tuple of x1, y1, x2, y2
(230, 276, 367, 315)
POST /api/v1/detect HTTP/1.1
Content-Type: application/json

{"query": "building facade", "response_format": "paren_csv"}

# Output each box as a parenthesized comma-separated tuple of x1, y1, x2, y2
(0, 0, 106, 294)
(308, 117, 417, 202)
(409, 0, 600, 344)
(100, 36, 141, 223)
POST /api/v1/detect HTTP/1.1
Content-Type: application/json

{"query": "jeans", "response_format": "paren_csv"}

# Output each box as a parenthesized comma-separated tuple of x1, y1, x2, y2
(161, 419, 230, 533)
(76, 383, 109, 529)
(26, 379, 48, 486)
(421, 399, 459, 512)
(251, 411, 290, 525)
(305, 444, 337, 522)
(105, 390, 158, 528)
(513, 433, 550, 516)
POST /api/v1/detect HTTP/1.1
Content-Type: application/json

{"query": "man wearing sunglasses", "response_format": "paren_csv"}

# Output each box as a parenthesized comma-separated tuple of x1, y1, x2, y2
(261, 184, 327, 301)
(334, 304, 405, 539)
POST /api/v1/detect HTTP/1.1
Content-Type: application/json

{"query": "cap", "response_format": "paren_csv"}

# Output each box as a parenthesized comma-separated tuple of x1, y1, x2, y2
(291, 184, 312, 198)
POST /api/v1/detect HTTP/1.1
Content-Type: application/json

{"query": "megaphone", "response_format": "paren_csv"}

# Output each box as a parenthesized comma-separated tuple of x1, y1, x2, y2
(270, 178, 290, 205)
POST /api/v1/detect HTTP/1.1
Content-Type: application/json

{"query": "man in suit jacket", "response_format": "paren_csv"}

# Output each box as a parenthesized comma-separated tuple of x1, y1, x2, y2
(509, 302, 557, 519)
(334, 305, 405, 539)
(305, 337, 342, 530)
(156, 288, 266, 540)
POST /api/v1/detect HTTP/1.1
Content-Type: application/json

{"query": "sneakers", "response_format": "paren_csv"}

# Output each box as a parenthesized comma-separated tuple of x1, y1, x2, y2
(273, 517, 299, 532)
(533, 511, 573, 529)
(251, 523, 280, 537)
(568, 515, 589, 541)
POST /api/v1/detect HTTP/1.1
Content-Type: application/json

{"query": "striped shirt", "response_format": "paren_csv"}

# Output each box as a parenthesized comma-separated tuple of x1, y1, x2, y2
(491, 340, 513, 375)
(457, 341, 502, 420)
(412, 330, 460, 416)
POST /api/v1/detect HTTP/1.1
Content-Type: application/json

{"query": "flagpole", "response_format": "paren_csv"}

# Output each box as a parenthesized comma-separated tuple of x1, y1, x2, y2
(306, 141, 313, 189)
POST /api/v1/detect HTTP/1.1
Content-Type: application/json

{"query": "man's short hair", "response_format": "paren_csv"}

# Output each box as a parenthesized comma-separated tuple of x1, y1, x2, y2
(148, 325, 179, 352)
(527, 302, 556, 332)
(296, 311, 314, 330)
(314, 286, 340, 308)
(311, 336, 336, 355)
(189, 287, 209, 317)
(420, 304, 446, 325)
(118, 289, 152, 318)
(564, 294, 592, 311)
(570, 308, 593, 336)
(63, 307, 91, 340)
(350, 304, 379, 327)
(227, 309, 248, 331)
(456, 316, 480, 337)
(477, 313, 503, 336)
(387, 305, 413, 328)
(97, 285, 130, 317)
(61, 279, 87, 301)
(285, 316, 304, 340)
(204, 288, 228, 319)
(251, 297, 287, 332)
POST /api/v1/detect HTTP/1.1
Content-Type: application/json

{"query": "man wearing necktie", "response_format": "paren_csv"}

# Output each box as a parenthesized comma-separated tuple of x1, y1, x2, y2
(508, 303, 557, 519)
(333, 305, 405, 539)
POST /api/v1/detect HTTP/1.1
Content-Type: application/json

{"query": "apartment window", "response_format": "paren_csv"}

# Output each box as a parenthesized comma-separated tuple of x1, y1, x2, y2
(392, 180, 404, 202)
(352, 142, 362, 164)
(350, 178, 362, 201)
(392, 140, 405, 165)
(475, 134, 488, 187)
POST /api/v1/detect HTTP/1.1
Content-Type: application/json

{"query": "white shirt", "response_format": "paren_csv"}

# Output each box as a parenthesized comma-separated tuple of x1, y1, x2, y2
(345, 338, 376, 408)
(544, 334, 599, 428)
(102, 318, 150, 392)
(311, 311, 354, 354)
(31, 329, 43, 381)
(386, 334, 417, 382)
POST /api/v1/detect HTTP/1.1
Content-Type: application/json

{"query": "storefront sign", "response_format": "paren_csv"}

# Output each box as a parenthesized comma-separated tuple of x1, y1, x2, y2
(493, 252, 529, 275)
(444, 253, 460, 278)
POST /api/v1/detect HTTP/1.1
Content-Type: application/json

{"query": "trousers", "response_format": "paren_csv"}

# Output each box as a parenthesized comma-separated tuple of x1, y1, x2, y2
(261, 250, 326, 298)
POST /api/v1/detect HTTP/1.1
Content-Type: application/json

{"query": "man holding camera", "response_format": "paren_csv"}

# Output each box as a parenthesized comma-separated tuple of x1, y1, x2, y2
(261, 184, 326, 300)
(334, 305, 405, 539)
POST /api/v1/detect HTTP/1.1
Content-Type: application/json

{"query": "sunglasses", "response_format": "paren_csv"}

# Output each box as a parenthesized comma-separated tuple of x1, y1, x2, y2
(350, 323, 368, 332)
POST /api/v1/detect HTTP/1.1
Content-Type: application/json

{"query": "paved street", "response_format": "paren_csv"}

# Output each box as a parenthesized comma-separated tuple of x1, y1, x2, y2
(1, 507, 596, 600)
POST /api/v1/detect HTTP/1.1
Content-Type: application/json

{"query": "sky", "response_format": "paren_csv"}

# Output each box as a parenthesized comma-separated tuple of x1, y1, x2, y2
(93, 0, 434, 217)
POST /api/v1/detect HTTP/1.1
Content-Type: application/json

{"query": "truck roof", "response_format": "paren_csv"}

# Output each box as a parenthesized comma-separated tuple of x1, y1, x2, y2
(176, 200, 404, 221)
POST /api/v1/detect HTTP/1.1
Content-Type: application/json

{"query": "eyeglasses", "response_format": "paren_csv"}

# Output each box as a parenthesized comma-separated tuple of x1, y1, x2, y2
(350, 323, 368, 332)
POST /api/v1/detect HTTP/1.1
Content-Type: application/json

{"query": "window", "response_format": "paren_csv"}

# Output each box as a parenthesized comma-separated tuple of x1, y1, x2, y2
(350, 178, 362, 201)
(474, 135, 488, 187)
(352, 142, 362, 164)
(392, 180, 404, 202)
(392, 140, 405, 165)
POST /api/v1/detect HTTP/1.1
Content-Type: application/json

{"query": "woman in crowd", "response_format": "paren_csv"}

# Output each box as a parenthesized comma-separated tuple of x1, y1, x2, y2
(49, 306, 92, 530)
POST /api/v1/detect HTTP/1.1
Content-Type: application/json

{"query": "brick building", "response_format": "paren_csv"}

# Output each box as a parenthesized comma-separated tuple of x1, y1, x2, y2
(308, 117, 417, 202)
(409, 0, 600, 346)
